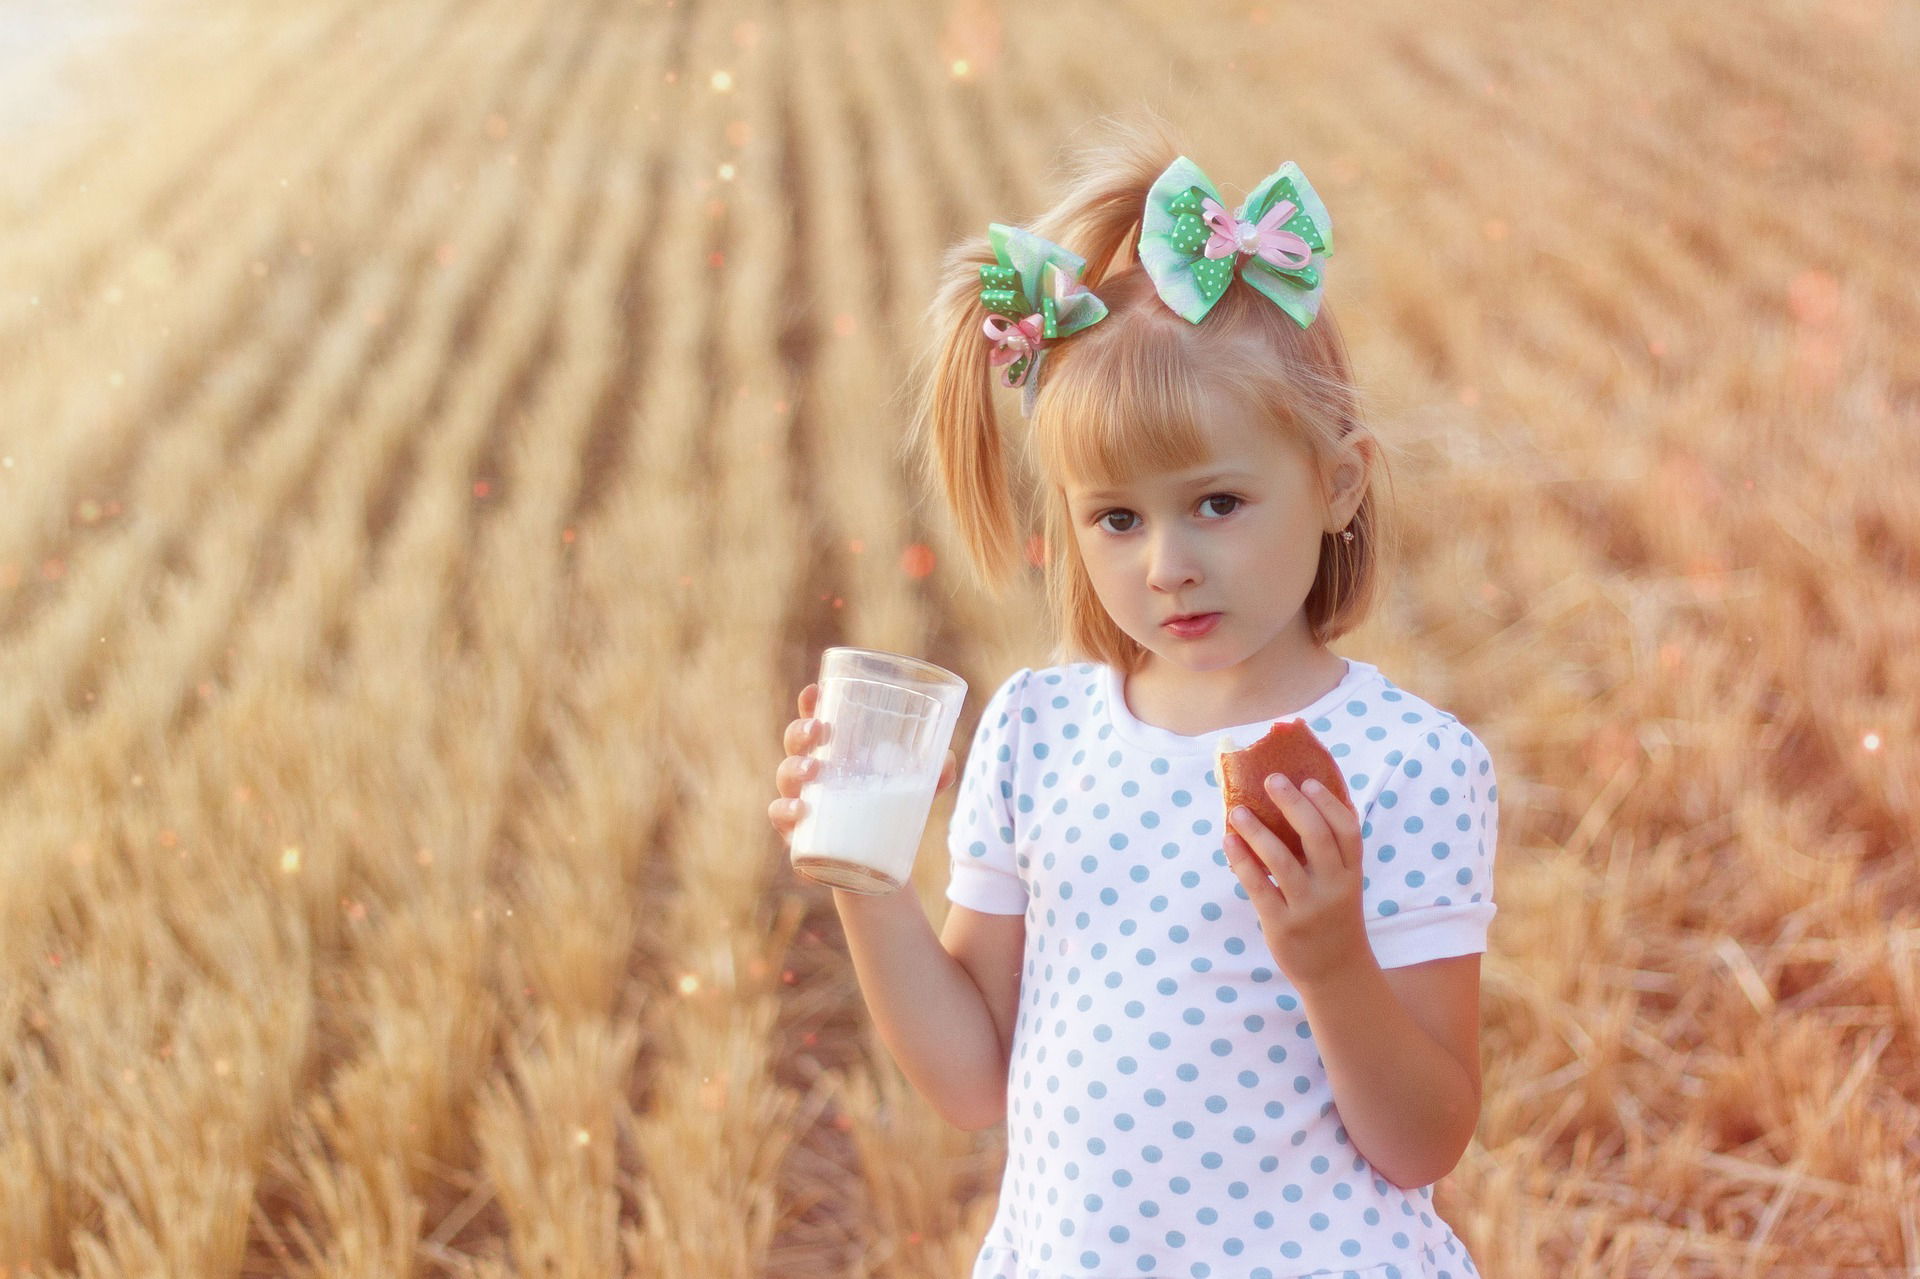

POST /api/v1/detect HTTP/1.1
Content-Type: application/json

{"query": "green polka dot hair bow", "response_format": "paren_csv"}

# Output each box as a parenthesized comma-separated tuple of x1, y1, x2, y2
(1137, 155, 1333, 328)
(978, 222, 1110, 416)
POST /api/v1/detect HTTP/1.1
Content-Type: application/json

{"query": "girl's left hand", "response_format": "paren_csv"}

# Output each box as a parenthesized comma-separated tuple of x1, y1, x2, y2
(1224, 773, 1370, 989)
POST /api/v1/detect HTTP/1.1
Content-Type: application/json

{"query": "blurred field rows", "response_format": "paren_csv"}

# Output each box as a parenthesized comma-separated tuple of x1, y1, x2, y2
(1, 0, 1916, 1275)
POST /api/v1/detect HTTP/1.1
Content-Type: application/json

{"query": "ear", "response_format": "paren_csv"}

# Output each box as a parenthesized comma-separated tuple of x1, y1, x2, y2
(1321, 428, 1376, 530)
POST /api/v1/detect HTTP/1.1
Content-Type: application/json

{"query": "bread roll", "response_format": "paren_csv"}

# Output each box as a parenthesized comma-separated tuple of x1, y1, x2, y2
(1215, 719, 1352, 863)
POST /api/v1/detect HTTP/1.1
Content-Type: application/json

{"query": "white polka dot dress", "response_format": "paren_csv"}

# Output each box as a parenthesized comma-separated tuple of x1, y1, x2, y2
(945, 657, 1497, 1279)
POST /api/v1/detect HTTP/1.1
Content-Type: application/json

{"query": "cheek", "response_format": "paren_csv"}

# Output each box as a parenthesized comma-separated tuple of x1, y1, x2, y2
(1071, 539, 1117, 589)
(1068, 533, 1099, 576)
(1230, 518, 1319, 586)
(1076, 547, 1145, 612)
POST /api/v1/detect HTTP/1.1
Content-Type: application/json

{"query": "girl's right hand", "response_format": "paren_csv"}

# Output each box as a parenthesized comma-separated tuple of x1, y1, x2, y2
(769, 681, 960, 850)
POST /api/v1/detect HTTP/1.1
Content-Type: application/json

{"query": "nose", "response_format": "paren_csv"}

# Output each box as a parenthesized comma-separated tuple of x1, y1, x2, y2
(1145, 531, 1202, 594)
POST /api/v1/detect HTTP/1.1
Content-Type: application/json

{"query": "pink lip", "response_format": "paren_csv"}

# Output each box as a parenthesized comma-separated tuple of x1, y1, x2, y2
(1163, 612, 1221, 637)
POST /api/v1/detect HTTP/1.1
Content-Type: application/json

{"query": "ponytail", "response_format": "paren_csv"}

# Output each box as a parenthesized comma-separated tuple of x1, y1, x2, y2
(900, 111, 1184, 599)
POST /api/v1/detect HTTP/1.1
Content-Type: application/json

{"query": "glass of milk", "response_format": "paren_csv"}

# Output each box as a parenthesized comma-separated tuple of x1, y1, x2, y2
(789, 647, 967, 894)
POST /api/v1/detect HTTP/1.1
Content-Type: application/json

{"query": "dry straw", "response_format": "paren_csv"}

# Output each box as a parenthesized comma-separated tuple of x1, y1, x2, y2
(2, 0, 1918, 1275)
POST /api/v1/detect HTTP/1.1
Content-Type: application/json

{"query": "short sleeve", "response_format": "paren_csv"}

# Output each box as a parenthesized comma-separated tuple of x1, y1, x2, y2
(944, 668, 1032, 916)
(1361, 722, 1500, 968)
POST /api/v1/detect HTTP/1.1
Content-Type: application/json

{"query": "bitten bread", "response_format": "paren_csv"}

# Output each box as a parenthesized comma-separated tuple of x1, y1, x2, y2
(1215, 719, 1352, 863)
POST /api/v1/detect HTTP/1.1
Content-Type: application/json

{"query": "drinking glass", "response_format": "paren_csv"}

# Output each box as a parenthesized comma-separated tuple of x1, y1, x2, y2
(790, 647, 967, 894)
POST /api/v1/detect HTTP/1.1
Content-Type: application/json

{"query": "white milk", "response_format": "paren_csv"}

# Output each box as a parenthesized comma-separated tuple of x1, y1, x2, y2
(790, 770, 938, 893)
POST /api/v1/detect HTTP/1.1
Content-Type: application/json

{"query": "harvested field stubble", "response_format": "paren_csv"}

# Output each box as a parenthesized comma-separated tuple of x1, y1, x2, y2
(1, 0, 1916, 1275)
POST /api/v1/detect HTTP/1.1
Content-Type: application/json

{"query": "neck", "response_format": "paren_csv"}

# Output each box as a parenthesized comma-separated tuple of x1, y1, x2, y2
(1127, 645, 1348, 737)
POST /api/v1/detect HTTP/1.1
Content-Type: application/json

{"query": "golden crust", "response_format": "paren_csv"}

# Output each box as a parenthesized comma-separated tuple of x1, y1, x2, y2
(1216, 719, 1351, 862)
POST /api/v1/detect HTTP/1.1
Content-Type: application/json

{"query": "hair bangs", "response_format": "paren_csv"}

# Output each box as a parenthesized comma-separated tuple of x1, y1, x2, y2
(1024, 266, 1359, 501)
(1025, 297, 1214, 494)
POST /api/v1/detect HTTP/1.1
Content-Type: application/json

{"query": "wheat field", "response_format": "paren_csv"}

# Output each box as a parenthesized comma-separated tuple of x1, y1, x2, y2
(1, 0, 1916, 1275)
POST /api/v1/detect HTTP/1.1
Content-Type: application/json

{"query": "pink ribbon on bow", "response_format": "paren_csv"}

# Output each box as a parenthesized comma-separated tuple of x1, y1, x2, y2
(982, 312, 1048, 385)
(1200, 195, 1313, 272)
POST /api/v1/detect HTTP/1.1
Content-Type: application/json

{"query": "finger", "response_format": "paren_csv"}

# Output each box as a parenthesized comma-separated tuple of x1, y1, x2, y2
(1299, 777, 1362, 872)
(936, 749, 956, 792)
(785, 709, 832, 755)
(1266, 773, 1336, 877)
(782, 716, 811, 756)
(1223, 825, 1259, 875)
(1227, 803, 1306, 900)
(798, 682, 817, 715)
(776, 754, 820, 799)
(767, 794, 806, 838)
(1223, 827, 1287, 908)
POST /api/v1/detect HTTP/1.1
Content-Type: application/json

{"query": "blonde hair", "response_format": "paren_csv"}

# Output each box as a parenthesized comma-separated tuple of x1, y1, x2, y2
(900, 111, 1399, 674)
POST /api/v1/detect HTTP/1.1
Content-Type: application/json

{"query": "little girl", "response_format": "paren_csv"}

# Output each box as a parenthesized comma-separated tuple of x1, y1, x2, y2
(772, 117, 1496, 1279)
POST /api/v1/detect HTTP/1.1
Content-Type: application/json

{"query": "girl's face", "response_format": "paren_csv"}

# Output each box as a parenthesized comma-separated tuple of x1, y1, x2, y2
(1065, 395, 1350, 677)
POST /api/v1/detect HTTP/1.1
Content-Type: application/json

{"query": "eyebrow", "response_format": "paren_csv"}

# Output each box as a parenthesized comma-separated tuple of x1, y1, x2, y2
(1079, 471, 1257, 502)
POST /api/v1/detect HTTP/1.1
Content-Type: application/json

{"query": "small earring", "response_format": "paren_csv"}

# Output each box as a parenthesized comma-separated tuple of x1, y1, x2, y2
(1338, 527, 1355, 543)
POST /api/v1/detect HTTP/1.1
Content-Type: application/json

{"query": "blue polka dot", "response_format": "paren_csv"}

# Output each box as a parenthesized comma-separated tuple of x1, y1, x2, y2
(949, 664, 1496, 1265)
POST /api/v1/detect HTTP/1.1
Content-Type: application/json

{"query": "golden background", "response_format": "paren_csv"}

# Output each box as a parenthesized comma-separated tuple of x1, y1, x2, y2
(0, 0, 1915, 1274)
